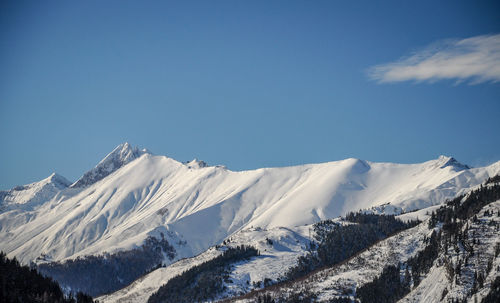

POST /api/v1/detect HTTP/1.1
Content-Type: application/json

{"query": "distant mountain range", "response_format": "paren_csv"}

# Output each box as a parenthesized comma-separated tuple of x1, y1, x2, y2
(1, 143, 499, 302)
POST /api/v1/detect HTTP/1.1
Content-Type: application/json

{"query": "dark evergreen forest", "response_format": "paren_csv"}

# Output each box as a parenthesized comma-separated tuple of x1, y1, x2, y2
(481, 276, 500, 303)
(285, 212, 420, 281)
(0, 251, 93, 303)
(38, 235, 176, 297)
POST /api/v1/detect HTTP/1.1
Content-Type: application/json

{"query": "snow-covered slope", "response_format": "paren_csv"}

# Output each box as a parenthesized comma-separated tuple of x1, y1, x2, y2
(1, 143, 499, 269)
(229, 220, 432, 303)
(98, 225, 311, 303)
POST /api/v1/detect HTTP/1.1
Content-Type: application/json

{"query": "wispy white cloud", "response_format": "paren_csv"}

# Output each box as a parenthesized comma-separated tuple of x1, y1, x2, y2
(368, 34, 500, 84)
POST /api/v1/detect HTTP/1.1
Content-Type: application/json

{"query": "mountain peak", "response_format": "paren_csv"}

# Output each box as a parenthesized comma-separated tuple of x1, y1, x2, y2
(0, 172, 71, 206)
(47, 173, 72, 189)
(98, 142, 143, 165)
(437, 155, 471, 170)
(71, 143, 149, 188)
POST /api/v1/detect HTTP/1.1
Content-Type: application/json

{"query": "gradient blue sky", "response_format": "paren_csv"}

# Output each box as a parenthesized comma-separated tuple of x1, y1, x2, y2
(1, 0, 500, 189)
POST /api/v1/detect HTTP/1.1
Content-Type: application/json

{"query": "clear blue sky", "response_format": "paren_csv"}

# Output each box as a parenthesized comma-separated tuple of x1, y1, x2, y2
(1, 0, 500, 189)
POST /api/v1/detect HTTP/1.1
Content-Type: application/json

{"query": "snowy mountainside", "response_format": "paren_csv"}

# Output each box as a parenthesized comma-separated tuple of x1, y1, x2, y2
(98, 225, 311, 303)
(223, 177, 500, 303)
(102, 187, 500, 303)
(1, 143, 500, 299)
(400, 202, 500, 303)
(227, 219, 431, 303)
(0, 143, 499, 267)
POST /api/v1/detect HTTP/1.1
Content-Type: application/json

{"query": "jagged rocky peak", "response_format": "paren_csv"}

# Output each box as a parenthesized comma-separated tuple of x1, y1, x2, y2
(70, 142, 150, 188)
(102, 142, 146, 164)
(185, 158, 208, 169)
(437, 155, 471, 170)
(345, 157, 371, 173)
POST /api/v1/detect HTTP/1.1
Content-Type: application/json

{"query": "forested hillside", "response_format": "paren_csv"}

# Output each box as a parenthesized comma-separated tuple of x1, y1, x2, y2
(0, 252, 93, 303)
(224, 175, 500, 302)
(285, 213, 420, 281)
(148, 245, 259, 303)
(38, 235, 176, 297)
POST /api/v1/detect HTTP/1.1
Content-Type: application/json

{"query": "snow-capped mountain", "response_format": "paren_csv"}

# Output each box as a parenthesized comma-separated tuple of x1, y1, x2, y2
(70, 142, 150, 188)
(1, 143, 499, 300)
(1, 143, 499, 265)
